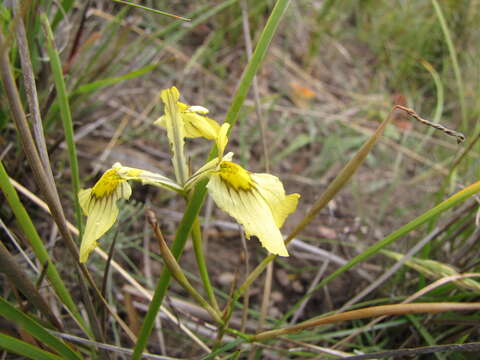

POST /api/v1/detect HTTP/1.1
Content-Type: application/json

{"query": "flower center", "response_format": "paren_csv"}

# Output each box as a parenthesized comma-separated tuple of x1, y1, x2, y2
(92, 169, 124, 198)
(218, 161, 253, 191)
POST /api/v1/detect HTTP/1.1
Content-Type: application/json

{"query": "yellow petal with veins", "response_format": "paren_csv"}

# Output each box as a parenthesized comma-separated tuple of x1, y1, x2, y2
(216, 123, 229, 157)
(207, 161, 299, 257)
(78, 181, 131, 263)
(154, 98, 221, 140)
(251, 173, 300, 228)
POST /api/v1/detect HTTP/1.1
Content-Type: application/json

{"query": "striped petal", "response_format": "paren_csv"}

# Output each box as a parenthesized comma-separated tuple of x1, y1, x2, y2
(78, 181, 131, 263)
(251, 173, 300, 228)
(207, 173, 291, 256)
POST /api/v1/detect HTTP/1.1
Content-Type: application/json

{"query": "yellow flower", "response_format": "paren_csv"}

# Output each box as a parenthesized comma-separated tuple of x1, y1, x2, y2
(78, 163, 182, 263)
(187, 124, 300, 256)
(208, 161, 299, 256)
(155, 87, 220, 140)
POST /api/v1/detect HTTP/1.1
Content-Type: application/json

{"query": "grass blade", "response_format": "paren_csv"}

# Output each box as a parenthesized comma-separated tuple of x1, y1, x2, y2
(72, 64, 158, 96)
(191, 218, 220, 312)
(112, 0, 190, 21)
(51, 0, 75, 29)
(236, 105, 399, 303)
(0, 333, 64, 360)
(431, 0, 467, 129)
(253, 302, 480, 342)
(0, 161, 87, 333)
(281, 180, 480, 323)
(407, 314, 446, 360)
(0, 297, 82, 360)
(41, 13, 83, 232)
(224, 0, 291, 128)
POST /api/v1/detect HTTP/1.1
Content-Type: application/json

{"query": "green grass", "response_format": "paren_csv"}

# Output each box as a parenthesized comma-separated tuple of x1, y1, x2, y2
(1, 0, 480, 359)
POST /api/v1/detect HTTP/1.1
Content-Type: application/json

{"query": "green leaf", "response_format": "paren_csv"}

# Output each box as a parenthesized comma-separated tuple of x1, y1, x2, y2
(41, 13, 82, 232)
(72, 64, 158, 96)
(0, 333, 64, 360)
(0, 161, 88, 334)
(0, 297, 82, 360)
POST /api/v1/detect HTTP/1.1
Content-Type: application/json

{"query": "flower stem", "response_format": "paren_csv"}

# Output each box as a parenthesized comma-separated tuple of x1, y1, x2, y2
(131, 1, 291, 357)
(148, 211, 223, 324)
(191, 218, 221, 312)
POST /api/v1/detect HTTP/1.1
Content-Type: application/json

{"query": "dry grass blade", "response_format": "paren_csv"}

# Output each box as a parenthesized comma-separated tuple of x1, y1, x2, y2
(395, 105, 465, 143)
(253, 302, 480, 342)
(1, 27, 138, 342)
(237, 105, 399, 298)
(112, 0, 191, 21)
(339, 342, 480, 360)
(14, 7, 53, 177)
(339, 201, 475, 312)
(50, 330, 182, 360)
(335, 273, 480, 349)
(285, 106, 398, 245)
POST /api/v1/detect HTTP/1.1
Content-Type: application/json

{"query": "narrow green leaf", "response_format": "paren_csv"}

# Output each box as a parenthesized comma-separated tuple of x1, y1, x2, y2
(41, 13, 83, 232)
(431, 0, 467, 129)
(72, 64, 157, 96)
(51, 0, 75, 29)
(407, 314, 446, 360)
(0, 297, 82, 360)
(112, 0, 190, 21)
(202, 339, 246, 360)
(0, 161, 88, 334)
(0, 333, 64, 360)
(191, 218, 220, 312)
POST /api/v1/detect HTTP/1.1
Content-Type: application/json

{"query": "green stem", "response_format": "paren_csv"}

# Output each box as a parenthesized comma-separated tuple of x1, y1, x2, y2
(132, 2, 291, 357)
(151, 216, 223, 324)
(132, 181, 209, 359)
(112, 0, 191, 21)
(224, 0, 291, 128)
(41, 14, 83, 233)
(192, 218, 220, 312)
(431, 0, 467, 129)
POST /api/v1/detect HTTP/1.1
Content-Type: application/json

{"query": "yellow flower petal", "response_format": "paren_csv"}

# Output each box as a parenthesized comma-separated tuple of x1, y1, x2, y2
(78, 163, 180, 263)
(183, 112, 220, 140)
(154, 95, 221, 140)
(184, 152, 234, 191)
(153, 115, 167, 128)
(207, 167, 293, 257)
(215, 123, 230, 158)
(79, 180, 131, 263)
(251, 173, 300, 228)
(160, 86, 188, 183)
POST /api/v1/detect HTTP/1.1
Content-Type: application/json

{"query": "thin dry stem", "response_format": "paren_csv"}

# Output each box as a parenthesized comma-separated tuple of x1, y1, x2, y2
(253, 302, 480, 342)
